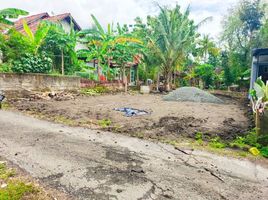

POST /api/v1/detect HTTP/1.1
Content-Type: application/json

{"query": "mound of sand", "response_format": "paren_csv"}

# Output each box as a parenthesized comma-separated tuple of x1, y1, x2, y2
(163, 87, 224, 104)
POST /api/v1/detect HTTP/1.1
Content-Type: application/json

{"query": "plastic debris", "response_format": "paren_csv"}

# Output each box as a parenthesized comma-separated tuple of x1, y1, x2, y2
(114, 107, 149, 117)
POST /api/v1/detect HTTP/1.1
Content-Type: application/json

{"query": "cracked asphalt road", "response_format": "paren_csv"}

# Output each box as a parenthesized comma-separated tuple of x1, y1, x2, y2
(0, 110, 268, 200)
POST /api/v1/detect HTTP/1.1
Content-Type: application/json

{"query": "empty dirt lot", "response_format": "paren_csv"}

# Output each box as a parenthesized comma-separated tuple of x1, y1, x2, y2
(9, 92, 252, 142)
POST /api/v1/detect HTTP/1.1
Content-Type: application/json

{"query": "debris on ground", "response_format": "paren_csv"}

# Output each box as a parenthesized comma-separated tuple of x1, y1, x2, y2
(114, 107, 149, 117)
(28, 91, 76, 101)
(163, 87, 224, 104)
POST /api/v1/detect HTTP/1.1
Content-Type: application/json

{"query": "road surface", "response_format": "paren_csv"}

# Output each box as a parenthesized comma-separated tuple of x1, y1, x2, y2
(0, 110, 268, 200)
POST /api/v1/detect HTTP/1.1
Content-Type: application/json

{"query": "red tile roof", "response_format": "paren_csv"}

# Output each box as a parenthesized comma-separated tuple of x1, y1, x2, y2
(14, 12, 81, 34)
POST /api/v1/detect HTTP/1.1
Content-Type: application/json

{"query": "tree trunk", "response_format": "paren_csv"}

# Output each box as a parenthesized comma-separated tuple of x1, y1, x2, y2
(156, 72, 160, 92)
(123, 65, 127, 93)
(61, 50, 64, 75)
(164, 71, 172, 91)
(97, 60, 101, 81)
(136, 66, 139, 87)
(256, 110, 261, 135)
(107, 57, 110, 81)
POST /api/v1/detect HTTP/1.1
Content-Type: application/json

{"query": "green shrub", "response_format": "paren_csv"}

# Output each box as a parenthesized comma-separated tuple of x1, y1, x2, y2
(0, 63, 12, 72)
(98, 119, 112, 128)
(80, 86, 110, 96)
(229, 136, 247, 149)
(260, 147, 268, 158)
(12, 53, 52, 73)
(209, 137, 226, 149)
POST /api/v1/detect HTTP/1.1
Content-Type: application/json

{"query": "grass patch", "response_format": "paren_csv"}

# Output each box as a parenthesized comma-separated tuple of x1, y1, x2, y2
(209, 137, 226, 149)
(1, 102, 10, 110)
(0, 162, 41, 200)
(98, 119, 112, 128)
(80, 86, 110, 96)
(54, 116, 76, 126)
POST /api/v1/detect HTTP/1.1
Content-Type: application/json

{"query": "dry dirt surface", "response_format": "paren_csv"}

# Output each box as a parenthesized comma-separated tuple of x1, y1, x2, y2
(0, 110, 268, 200)
(10, 92, 252, 141)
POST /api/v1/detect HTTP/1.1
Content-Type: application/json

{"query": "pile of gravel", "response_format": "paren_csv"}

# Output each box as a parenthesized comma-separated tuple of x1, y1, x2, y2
(163, 87, 224, 104)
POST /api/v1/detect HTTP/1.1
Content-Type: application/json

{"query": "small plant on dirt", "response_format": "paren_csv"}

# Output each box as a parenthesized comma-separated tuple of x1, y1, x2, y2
(80, 86, 110, 96)
(0, 162, 15, 180)
(260, 147, 268, 158)
(0, 162, 39, 200)
(229, 137, 248, 150)
(195, 132, 204, 145)
(98, 119, 112, 128)
(209, 137, 226, 149)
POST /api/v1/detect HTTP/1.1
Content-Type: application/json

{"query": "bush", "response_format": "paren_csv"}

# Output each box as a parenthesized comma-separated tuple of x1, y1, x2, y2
(12, 53, 52, 73)
(0, 63, 12, 72)
(80, 86, 110, 96)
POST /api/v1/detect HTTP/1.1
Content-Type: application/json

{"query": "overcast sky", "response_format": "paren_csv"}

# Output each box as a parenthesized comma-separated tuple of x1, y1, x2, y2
(0, 0, 239, 39)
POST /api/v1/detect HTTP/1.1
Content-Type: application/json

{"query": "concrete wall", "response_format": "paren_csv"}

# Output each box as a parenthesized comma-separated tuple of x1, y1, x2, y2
(81, 79, 124, 91)
(0, 73, 80, 91)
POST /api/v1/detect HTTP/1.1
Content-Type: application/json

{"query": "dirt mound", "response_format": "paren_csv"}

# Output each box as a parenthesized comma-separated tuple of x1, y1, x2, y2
(163, 87, 224, 104)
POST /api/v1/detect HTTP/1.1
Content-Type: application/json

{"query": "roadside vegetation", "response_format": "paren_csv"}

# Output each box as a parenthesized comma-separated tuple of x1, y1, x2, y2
(0, 161, 51, 200)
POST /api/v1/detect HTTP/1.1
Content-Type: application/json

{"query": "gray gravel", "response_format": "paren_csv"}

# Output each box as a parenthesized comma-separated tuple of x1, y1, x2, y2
(163, 87, 224, 104)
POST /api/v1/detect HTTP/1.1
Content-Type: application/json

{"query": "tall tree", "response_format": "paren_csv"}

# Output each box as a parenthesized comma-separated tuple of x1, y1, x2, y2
(145, 5, 197, 91)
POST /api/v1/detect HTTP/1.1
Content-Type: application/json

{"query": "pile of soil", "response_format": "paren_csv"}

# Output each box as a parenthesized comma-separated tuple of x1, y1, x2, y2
(163, 87, 224, 104)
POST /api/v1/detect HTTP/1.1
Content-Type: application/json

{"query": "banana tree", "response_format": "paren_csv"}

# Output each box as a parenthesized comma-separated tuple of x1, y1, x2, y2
(77, 14, 115, 80)
(77, 15, 142, 83)
(23, 21, 50, 54)
(0, 8, 28, 29)
(250, 77, 268, 135)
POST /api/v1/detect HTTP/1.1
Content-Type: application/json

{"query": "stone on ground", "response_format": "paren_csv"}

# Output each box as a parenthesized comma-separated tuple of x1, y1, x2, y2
(163, 87, 224, 104)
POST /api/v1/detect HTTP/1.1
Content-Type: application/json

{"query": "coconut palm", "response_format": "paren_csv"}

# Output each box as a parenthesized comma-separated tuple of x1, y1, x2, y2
(148, 5, 197, 91)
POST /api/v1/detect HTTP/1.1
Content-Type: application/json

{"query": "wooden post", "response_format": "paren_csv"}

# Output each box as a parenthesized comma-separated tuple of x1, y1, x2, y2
(61, 50, 64, 75)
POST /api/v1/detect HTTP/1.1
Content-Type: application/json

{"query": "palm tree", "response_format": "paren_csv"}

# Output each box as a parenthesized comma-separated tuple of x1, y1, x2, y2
(149, 5, 197, 91)
(0, 8, 28, 29)
(198, 34, 218, 62)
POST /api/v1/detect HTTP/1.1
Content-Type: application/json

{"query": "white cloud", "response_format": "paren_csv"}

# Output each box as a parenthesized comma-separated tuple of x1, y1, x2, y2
(0, 0, 239, 38)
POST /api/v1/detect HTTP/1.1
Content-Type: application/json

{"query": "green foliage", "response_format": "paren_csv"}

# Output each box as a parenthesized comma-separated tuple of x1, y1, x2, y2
(80, 86, 109, 96)
(260, 147, 268, 158)
(98, 119, 112, 128)
(0, 63, 12, 72)
(0, 30, 32, 62)
(194, 64, 214, 88)
(142, 5, 197, 90)
(0, 8, 28, 28)
(0, 162, 15, 180)
(195, 132, 204, 145)
(23, 21, 50, 54)
(41, 22, 80, 74)
(0, 181, 37, 200)
(220, 0, 266, 87)
(12, 53, 52, 73)
(209, 137, 226, 149)
(0, 162, 37, 200)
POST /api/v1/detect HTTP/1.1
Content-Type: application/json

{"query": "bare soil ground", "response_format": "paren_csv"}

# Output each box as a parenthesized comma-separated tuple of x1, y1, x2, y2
(8, 91, 252, 142)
